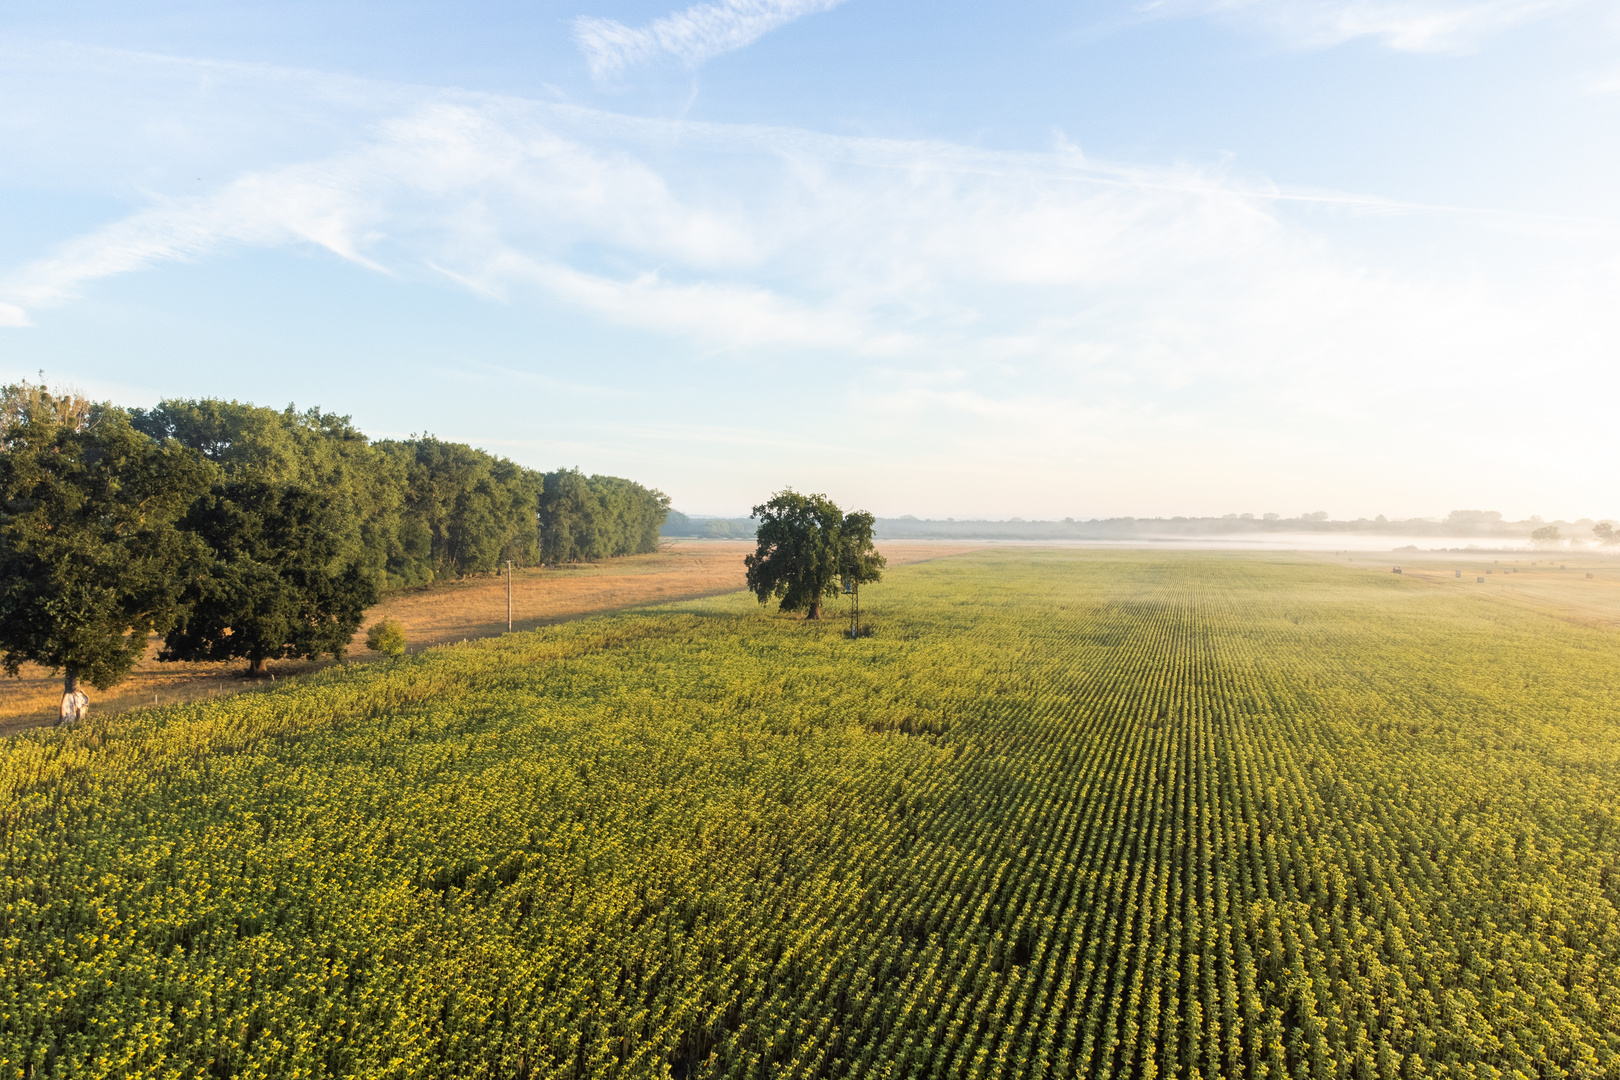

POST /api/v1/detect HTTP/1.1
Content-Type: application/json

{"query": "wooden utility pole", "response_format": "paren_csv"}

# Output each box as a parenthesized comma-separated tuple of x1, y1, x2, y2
(506, 560, 513, 632)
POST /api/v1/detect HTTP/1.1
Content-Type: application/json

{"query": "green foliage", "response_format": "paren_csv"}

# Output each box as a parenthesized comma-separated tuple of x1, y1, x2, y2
(2, 388, 670, 690)
(375, 435, 542, 582)
(0, 383, 213, 691)
(364, 618, 406, 658)
(538, 468, 669, 562)
(134, 400, 387, 670)
(838, 508, 886, 591)
(124, 402, 669, 590)
(160, 481, 378, 671)
(9, 552, 1620, 1078)
(132, 398, 404, 585)
(745, 490, 883, 619)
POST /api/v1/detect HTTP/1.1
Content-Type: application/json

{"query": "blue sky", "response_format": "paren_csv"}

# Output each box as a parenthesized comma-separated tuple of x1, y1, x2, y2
(2, 0, 1617, 519)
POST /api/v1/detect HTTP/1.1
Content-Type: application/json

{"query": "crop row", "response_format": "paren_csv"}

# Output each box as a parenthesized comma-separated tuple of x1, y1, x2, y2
(3, 551, 1619, 1078)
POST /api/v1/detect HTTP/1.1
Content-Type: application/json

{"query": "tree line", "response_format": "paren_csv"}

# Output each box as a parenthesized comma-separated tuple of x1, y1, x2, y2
(872, 509, 1611, 541)
(0, 383, 668, 701)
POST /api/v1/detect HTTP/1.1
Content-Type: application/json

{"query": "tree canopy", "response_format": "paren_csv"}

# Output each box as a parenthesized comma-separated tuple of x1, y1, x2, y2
(539, 469, 669, 563)
(159, 480, 380, 673)
(2, 385, 672, 686)
(375, 436, 542, 583)
(0, 383, 213, 692)
(744, 491, 885, 620)
(134, 400, 394, 673)
(838, 510, 886, 592)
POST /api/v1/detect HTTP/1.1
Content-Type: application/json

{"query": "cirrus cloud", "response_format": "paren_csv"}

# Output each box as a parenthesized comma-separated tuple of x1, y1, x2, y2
(3, 48, 1618, 519)
(1147, 0, 1595, 51)
(574, 0, 850, 76)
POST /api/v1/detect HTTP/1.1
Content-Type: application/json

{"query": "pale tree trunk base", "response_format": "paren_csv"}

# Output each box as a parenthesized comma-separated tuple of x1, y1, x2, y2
(59, 667, 88, 727)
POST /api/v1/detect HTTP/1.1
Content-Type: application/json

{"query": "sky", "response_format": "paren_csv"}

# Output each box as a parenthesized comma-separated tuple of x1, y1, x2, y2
(1, 0, 1617, 520)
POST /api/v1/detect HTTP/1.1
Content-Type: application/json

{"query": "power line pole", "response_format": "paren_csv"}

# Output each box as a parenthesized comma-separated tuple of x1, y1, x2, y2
(506, 560, 513, 632)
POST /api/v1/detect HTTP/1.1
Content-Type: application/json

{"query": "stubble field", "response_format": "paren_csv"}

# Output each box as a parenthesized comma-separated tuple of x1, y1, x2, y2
(4, 549, 1620, 1078)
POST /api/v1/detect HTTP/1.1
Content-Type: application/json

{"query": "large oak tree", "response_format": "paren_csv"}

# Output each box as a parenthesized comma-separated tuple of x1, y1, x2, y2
(133, 400, 393, 674)
(159, 480, 378, 674)
(0, 383, 213, 696)
(744, 490, 885, 620)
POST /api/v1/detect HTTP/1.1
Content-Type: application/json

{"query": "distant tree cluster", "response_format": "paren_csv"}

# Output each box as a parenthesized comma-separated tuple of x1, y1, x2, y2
(661, 511, 756, 538)
(131, 400, 400, 674)
(0, 383, 668, 699)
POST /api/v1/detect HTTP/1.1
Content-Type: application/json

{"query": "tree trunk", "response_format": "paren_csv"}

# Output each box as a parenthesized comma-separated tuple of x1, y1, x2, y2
(808, 600, 821, 620)
(60, 667, 87, 727)
(250, 656, 268, 676)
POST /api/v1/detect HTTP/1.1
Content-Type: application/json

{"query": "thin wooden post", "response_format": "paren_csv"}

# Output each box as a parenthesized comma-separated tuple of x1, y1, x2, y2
(507, 560, 513, 632)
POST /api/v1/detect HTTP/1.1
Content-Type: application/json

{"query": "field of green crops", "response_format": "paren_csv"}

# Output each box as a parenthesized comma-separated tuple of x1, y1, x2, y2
(5, 550, 1620, 1079)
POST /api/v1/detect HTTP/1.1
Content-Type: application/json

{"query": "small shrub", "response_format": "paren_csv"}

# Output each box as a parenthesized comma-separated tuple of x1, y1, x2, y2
(365, 618, 407, 659)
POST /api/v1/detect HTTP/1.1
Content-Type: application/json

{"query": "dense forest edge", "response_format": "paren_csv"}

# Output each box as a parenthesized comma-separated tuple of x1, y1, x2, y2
(128, 398, 670, 585)
(0, 383, 669, 689)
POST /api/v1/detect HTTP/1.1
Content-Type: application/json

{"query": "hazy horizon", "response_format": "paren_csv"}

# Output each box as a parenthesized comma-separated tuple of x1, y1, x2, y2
(3, 0, 1615, 521)
(678, 510, 1614, 524)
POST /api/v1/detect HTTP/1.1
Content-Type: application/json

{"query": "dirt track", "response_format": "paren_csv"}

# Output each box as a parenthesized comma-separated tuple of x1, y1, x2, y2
(0, 540, 976, 736)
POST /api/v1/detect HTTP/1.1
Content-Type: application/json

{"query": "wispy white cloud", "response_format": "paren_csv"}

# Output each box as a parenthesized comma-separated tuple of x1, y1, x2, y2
(3, 98, 757, 313)
(574, 0, 849, 76)
(3, 47, 1618, 517)
(7, 164, 389, 310)
(6, 83, 1615, 383)
(1149, 0, 1592, 51)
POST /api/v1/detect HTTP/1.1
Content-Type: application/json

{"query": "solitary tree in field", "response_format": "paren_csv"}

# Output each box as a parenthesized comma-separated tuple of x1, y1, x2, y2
(745, 491, 885, 620)
(0, 382, 213, 704)
(1531, 524, 1562, 547)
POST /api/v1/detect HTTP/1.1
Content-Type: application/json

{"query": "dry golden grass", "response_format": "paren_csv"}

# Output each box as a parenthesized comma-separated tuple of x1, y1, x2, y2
(1337, 548, 1620, 628)
(0, 540, 975, 736)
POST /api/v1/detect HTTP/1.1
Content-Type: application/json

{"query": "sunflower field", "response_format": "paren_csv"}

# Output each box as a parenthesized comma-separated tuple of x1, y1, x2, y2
(4, 550, 1619, 1078)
